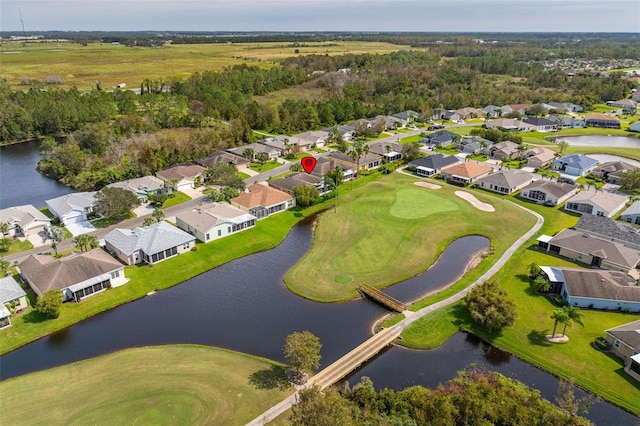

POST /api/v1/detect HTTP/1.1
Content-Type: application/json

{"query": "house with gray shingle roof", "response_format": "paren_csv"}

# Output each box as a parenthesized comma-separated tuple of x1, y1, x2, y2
(45, 192, 97, 225)
(367, 142, 404, 162)
(227, 143, 281, 162)
(522, 116, 556, 132)
(0, 204, 50, 237)
(421, 130, 461, 147)
(0, 276, 27, 329)
(156, 164, 206, 192)
(104, 221, 195, 265)
(407, 154, 459, 177)
(176, 203, 256, 243)
(564, 190, 628, 218)
(605, 319, 640, 381)
(107, 176, 167, 203)
(575, 215, 640, 250)
(592, 161, 638, 184)
(269, 173, 326, 196)
(19, 249, 127, 302)
(519, 181, 578, 205)
(476, 169, 535, 195)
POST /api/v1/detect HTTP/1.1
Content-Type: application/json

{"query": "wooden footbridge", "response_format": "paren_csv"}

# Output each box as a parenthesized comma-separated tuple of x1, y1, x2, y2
(358, 284, 408, 312)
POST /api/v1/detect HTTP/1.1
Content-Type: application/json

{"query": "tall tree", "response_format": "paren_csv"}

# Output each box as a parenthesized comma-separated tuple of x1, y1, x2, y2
(283, 330, 322, 374)
(73, 234, 99, 253)
(49, 226, 66, 256)
(550, 309, 569, 337)
(464, 281, 518, 332)
(561, 306, 584, 336)
(94, 187, 141, 220)
(36, 290, 63, 319)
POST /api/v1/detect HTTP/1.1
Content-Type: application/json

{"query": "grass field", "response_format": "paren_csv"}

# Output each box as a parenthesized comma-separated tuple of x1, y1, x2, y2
(284, 173, 535, 302)
(0, 345, 291, 426)
(0, 41, 404, 90)
(398, 192, 640, 415)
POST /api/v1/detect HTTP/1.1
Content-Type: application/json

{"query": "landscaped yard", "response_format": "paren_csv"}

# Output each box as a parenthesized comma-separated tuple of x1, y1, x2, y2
(162, 191, 192, 208)
(237, 171, 251, 180)
(0, 238, 34, 256)
(284, 173, 535, 302)
(0, 345, 292, 425)
(249, 160, 282, 172)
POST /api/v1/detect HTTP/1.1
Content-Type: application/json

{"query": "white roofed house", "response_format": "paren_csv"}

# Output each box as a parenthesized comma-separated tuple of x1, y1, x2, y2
(0, 276, 28, 329)
(19, 249, 127, 303)
(104, 221, 195, 265)
(45, 192, 96, 225)
(564, 190, 629, 218)
(106, 176, 168, 203)
(0, 204, 51, 238)
(175, 203, 256, 243)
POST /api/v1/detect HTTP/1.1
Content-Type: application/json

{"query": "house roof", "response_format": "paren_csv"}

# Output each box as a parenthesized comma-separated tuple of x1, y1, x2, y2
(522, 116, 555, 126)
(322, 125, 356, 136)
(606, 319, 640, 351)
(157, 164, 206, 181)
(367, 142, 404, 156)
(622, 201, 640, 217)
(477, 169, 534, 189)
(231, 183, 294, 209)
(553, 154, 598, 171)
(630, 121, 640, 132)
(523, 146, 556, 161)
(392, 110, 418, 120)
(311, 157, 355, 177)
(489, 141, 521, 155)
(176, 203, 256, 234)
(441, 162, 493, 179)
(584, 114, 620, 123)
(558, 267, 640, 304)
(486, 118, 536, 130)
(19, 249, 123, 294)
(107, 176, 165, 195)
(409, 153, 459, 171)
(104, 221, 195, 257)
(521, 181, 577, 198)
(565, 190, 628, 213)
(294, 130, 330, 143)
(269, 172, 323, 193)
(0, 204, 50, 229)
(611, 99, 638, 107)
(593, 161, 638, 175)
(504, 103, 530, 111)
(45, 192, 97, 217)
(198, 151, 249, 168)
(227, 143, 279, 157)
(575, 215, 640, 247)
(329, 151, 381, 166)
(0, 276, 26, 304)
(548, 228, 640, 269)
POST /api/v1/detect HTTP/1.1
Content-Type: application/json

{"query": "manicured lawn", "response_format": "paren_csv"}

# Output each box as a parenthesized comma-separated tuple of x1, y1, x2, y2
(399, 134, 421, 144)
(249, 160, 282, 172)
(434, 145, 460, 155)
(90, 212, 133, 228)
(288, 152, 313, 161)
(0, 238, 34, 255)
(576, 175, 605, 189)
(467, 154, 488, 161)
(400, 195, 640, 415)
(284, 173, 535, 302)
(0, 345, 292, 425)
(311, 147, 327, 153)
(237, 171, 251, 179)
(162, 191, 191, 208)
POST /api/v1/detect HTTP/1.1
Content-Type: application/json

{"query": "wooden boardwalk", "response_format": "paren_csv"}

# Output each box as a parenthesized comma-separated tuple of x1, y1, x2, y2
(358, 284, 408, 312)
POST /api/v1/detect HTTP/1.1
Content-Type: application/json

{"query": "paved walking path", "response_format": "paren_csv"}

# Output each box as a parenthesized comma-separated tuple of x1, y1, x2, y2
(245, 201, 544, 426)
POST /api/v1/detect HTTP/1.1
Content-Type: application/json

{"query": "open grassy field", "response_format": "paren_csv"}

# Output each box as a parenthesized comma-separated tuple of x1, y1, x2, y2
(0, 40, 405, 90)
(398, 192, 640, 415)
(284, 172, 535, 302)
(0, 345, 291, 426)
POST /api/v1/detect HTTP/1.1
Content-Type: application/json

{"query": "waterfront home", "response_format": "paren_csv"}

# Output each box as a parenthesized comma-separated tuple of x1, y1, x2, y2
(552, 154, 598, 177)
(564, 190, 628, 218)
(519, 181, 578, 205)
(104, 221, 195, 265)
(440, 162, 493, 185)
(156, 164, 206, 191)
(231, 183, 295, 220)
(19, 249, 127, 302)
(0, 204, 50, 238)
(269, 173, 326, 196)
(522, 116, 556, 132)
(476, 169, 535, 195)
(605, 320, 640, 381)
(584, 114, 621, 129)
(106, 176, 168, 203)
(607, 99, 638, 114)
(574, 215, 640, 250)
(522, 147, 556, 168)
(176, 203, 256, 243)
(45, 192, 96, 226)
(592, 161, 638, 184)
(407, 154, 459, 177)
(0, 276, 27, 329)
(537, 228, 640, 273)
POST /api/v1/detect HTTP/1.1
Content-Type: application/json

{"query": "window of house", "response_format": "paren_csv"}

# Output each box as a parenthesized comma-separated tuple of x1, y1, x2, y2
(206, 233, 210, 240)
(183, 242, 190, 249)
(614, 339, 621, 348)
(111, 270, 119, 279)
(218, 230, 222, 237)
(228, 227, 231, 233)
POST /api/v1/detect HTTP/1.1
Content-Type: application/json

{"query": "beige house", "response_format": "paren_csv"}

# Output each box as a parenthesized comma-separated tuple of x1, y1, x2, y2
(605, 320, 640, 382)
(485, 118, 536, 132)
(564, 190, 629, 218)
(476, 169, 535, 195)
(156, 164, 206, 192)
(231, 183, 295, 220)
(522, 147, 556, 168)
(0, 276, 28, 329)
(440, 162, 493, 185)
(485, 141, 521, 160)
(176, 203, 256, 243)
(519, 181, 578, 205)
(0, 204, 50, 238)
(19, 249, 127, 302)
(592, 161, 638, 184)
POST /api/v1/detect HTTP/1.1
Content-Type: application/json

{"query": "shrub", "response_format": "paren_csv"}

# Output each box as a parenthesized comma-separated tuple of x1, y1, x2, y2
(36, 290, 63, 319)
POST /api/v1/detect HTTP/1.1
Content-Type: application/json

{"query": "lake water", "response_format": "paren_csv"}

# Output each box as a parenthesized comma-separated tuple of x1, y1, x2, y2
(559, 135, 640, 148)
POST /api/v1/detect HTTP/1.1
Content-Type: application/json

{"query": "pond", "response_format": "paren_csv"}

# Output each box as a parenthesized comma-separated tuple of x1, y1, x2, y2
(558, 135, 640, 148)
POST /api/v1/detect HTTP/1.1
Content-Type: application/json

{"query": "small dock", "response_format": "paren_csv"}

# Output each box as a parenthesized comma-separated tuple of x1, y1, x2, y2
(358, 284, 408, 312)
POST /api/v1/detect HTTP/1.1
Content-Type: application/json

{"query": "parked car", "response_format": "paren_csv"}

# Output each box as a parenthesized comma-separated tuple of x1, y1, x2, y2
(427, 124, 445, 130)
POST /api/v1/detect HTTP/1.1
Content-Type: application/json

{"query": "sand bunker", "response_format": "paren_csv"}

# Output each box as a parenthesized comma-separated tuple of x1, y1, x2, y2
(455, 191, 495, 212)
(413, 181, 442, 189)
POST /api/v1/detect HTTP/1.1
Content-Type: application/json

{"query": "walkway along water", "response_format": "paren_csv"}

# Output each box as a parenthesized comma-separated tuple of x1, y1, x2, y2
(246, 201, 544, 426)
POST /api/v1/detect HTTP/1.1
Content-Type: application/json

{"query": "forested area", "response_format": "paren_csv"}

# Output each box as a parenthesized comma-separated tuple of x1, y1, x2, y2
(1, 35, 637, 190)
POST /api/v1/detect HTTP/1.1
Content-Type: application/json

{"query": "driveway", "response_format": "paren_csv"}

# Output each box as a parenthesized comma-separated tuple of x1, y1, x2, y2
(66, 220, 96, 236)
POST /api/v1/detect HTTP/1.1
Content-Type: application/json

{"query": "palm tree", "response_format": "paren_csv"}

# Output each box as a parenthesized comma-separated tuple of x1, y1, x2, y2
(152, 208, 165, 223)
(143, 217, 155, 227)
(550, 309, 569, 337)
(74, 234, 99, 253)
(561, 306, 584, 336)
(0, 222, 8, 239)
(0, 258, 12, 277)
(324, 176, 338, 213)
(528, 262, 542, 279)
(49, 226, 65, 256)
(534, 275, 552, 293)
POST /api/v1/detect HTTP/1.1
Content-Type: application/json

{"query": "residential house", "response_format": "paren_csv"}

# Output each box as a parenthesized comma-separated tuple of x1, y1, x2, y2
(485, 141, 521, 160)
(456, 136, 490, 155)
(440, 110, 461, 123)
(311, 157, 357, 181)
(482, 105, 502, 118)
(592, 161, 638, 184)
(367, 141, 403, 162)
(0, 204, 50, 237)
(0, 276, 27, 329)
(476, 169, 535, 195)
(260, 135, 313, 153)
(621, 201, 640, 225)
(607, 99, 638, 114)
(485, 119, 537, 132)
(369, 115, 397, 130)
(522, 147, 557, 168)
(421, 130, 461, 147)
(522, 116, 556, 132)
(392, 110, 419, 126)
(584, 114, 621, 129)
(19, 249, 127, 302)
(322, 125, 356, 142)
(227, 143, 281, 162)
(552, 154, 598, 176)
(630, 122, 640, 133)
(156, 164, 206, 191)
(104, 221, 195, 265)
(574, 214, 640, 250)
(540, 266, 640, 313)
(328, 151, 381, 172)
(294, 130, 330, 147)
(231, 183, 295, 219)
(45, 192, 96, 226)
(440, 162, 493, 185)
(633, 89, 640, 102)
(269, 173, 326, 196)
(106, 176, 167, 203)
(407, 154, 459, 177)
(564, 190, 628, 218)
(453, 107, 485, 120)
(175, 203, 256, 243)
(519, 181, 578, 205)
(501, 104, 530, 116)
(197, 152, 250, 172)
(605, 320, 640, 381)
(547, 116, 585, 129)
(537, 228, 640, 273)
(548, 102, 583, 113)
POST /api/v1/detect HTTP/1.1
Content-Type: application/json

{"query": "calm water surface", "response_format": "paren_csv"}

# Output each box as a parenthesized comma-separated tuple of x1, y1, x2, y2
(560, 135, 640, 148)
